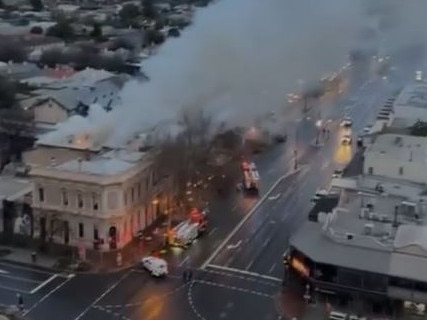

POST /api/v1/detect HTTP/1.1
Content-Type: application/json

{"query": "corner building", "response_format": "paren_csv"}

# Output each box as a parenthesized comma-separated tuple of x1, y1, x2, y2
(30, 148, 170, 251)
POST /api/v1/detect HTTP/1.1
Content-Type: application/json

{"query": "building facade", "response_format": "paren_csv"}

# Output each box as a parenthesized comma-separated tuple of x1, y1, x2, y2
(30, 149, 170, 251)
(288, 174, 427, 318)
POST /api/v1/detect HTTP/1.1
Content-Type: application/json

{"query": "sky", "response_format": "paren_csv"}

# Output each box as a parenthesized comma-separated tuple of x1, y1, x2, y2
(40, 0, 427, 147)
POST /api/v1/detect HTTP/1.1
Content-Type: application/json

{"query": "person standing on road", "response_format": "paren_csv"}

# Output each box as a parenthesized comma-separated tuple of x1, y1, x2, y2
(17, 293, 24, 311)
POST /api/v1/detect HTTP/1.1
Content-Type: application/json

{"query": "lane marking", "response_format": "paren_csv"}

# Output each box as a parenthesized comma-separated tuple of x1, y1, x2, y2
(226, 240, 241, 250)
(24, 276, 73, 316)
(207, 264, 281, 282)
(208, 227, 217, 236)
(194, 279, 272, 298)
(201, 169, 301, 269)
(30, 274, 59, 294)
(0, 273, 41, 284)
(179, 256, 190, 267)
(245, 259, 255, 270)
(268, 194, 281, 201)
(73, 270, 132, 320)
(0, 284, 30, 294)
(268, 263, 277, 274)
(0, 261, 65, 277)
(0, 269, 8, 274)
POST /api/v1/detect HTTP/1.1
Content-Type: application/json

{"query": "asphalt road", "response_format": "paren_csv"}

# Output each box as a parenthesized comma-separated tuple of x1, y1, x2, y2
(203, 78, 394, 280)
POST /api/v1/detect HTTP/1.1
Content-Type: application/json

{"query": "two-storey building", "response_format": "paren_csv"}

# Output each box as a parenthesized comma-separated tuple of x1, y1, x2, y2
(28, 136, 169, 252)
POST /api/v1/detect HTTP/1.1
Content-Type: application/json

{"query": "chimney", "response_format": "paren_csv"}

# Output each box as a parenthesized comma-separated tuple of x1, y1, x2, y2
(77, 157, 83, 171)
(50, 156, 56, 166)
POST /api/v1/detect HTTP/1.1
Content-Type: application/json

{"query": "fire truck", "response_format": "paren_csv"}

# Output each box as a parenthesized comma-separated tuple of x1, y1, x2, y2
(167, 208, 208, 247)
(241, 161, 260, 193)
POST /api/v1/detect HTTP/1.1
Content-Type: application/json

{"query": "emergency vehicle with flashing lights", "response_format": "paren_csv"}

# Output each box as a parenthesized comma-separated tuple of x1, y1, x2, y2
(240, 161, 260, 193)
(167, 208, 208, 247)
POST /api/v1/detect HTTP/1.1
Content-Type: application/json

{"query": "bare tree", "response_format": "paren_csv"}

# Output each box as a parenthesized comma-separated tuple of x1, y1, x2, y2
(155, 108, 242, 211)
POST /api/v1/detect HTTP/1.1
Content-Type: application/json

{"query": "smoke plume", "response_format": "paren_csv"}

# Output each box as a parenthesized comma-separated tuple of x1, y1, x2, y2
(44, 0, 381, 147)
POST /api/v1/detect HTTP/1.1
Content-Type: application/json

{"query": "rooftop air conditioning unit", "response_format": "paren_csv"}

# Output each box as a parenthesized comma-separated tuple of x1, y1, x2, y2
(346, 233, 355, 240)
(364, 223, 374, 235)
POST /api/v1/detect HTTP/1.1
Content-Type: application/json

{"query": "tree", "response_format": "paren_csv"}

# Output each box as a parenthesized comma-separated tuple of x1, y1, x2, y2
(155, 108, 240, 210)
(0, 42, 27, 63)
(90, 22, 102, 40)
(30, 25, 43, 34)
(46, 20, 74, 41)
(168, 27, 180, 38)
(109, 37, 135, 51)
(119, 3, 140, 26)
(141, 0, 157, 19)
(100, 54, 126, 73)
(145, 29, 165, 46)
(29, 0, 44, 11)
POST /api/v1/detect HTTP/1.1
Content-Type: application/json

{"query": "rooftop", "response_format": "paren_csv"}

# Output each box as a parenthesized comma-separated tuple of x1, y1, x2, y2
(366, 133, 427, 165)
(54, 149, 147, 176)
(0, 174, 31, 203)
(394, 83, 427, 110)
(291, 175, 427, 282)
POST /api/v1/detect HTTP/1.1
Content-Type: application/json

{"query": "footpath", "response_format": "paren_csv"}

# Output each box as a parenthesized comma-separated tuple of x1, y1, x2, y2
(0, 214, 181, 274)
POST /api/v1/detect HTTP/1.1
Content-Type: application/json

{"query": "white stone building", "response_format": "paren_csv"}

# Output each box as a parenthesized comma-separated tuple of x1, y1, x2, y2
(28, 139, 170, 251)
(364, 133, 427, 184)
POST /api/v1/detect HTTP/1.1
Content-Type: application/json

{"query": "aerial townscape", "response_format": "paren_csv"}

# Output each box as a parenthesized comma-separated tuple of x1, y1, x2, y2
(1, 0, 427, 319)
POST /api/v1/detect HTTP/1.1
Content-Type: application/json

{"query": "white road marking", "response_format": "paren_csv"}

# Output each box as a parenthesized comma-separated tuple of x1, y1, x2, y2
(207, 264, 281, 282)
(24, 276, 73, 316)
(268, 194, 281, 201)
(73, 271, 132, 320)
(208, 227, 217, 236)
(0, 262, 64, 276)
(231, 204, 238, 212)
(245, 259, 255, 270)
(30, 274, 59, 294)
(179, 256, 190, 267)
(201, 169, 301, 269)
(0, 269, 8, 274)
(195, 279, 272, 298)
(268, 263, 277, 274)
(226, 240, 241, 250)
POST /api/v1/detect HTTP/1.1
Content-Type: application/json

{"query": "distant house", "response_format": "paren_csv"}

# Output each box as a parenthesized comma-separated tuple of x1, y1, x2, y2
(0, 34, 65, 53)
(19, 95, 69, 127)
(20, 68, 129, 126)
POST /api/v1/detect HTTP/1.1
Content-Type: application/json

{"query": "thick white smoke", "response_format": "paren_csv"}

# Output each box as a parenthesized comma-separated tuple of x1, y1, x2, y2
(45, 0, 373, 147)
(109, 0, 367, 145)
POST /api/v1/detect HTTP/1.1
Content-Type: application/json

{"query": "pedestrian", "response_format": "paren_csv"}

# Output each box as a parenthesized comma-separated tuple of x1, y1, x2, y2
(17, 293, 24, 311)
(182, 270, 188, 283)
(188, 269, 193, 281)
(31, 251, 37, 264)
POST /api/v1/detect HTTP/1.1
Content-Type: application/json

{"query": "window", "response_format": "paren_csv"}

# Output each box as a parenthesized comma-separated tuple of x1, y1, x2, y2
(368, 167, 373, 175)
(93, 226, 99, 240)
(77, 192, 83, 208)
(92, 193, 99, 211)
(78, 223, 84, 238)
(137, 183, 141, 199)
(62, 189, 68, 206)
(38, 187, 45, 202)
(399, 167, 404, 175)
